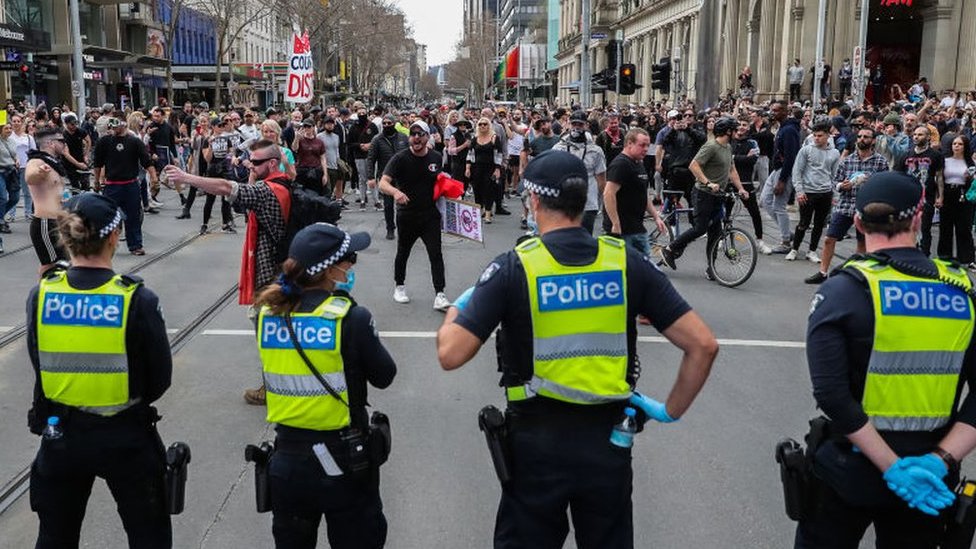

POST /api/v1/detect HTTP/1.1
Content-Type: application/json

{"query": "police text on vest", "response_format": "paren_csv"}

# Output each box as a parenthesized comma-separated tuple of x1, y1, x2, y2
(879, 281, 971, 320)
(261, 316, 337, 350)
(42, 293, 125, 327)
(537, 271, 625, 312)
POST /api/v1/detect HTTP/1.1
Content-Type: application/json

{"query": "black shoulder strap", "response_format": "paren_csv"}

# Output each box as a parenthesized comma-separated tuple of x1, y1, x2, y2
(283, 310, 349, 408)
(859, 253, 976, 303)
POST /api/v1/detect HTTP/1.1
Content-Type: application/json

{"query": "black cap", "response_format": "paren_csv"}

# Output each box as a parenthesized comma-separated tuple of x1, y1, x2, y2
(289, 223, 371, 276)
(62, 114, 79, 125)
(301, 118, 315, 127)
(265, 107, 277, 116)
(64, 193, 126, 239)
(310, 106, 323, 114)
(522, 150, 587, 198)
(455, 118, 472, 129)
(855, 172, 924, 223)
(569, 110, 587, 123)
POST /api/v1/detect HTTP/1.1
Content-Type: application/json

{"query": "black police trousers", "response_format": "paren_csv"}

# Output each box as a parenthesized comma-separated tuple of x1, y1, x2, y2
(29, 420, 171, 549)
(495, 415, 633, 549)
(270, 450, 387, 549)
(794, 441, 947, 549)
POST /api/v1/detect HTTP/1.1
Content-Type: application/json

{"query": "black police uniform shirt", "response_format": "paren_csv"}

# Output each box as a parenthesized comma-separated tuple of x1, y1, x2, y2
(272, 289, 397, 443)
(808, 248, 976, 455)
(382, 148, 442, 219)
(456, 227, 691, 416)
(602, 153, 650, 236)
(93, 133, 152, 182)
(25, 267, 173, 415)
(895, 147, 944, 204)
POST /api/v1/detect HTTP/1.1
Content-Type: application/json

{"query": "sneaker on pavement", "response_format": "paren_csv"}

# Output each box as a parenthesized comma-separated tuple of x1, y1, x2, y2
(805, 250, 821, 263)
(433, 292, 451, 311)
(660, 247, 677, 270)
(130, 248, 146, 256)
(243, 385, 266, 405)
(375, 203, 383, 211)
(756, 239, 773, 255)
(221, 223, 236, 233)
(144, 206, 160, 214)
(149, 198, 164, 208)
(360, 203, 367, 212)
(200, 224, 209, 235)
(804, 271, 828, 284)
(393, 285, 410, 304)
(704, 267, 716, 281)
(784, 249, 798, 261)
(771, 244, 791, 254)
(520, 218, 528, 230)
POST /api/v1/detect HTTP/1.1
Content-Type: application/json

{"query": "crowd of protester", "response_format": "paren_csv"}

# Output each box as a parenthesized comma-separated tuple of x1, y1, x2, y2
(3, 82, 975, 280)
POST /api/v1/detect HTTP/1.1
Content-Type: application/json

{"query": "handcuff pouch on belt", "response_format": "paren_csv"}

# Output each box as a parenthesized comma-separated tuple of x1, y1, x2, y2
(775, 415, 829, 521)
(478, 405, 513, 485)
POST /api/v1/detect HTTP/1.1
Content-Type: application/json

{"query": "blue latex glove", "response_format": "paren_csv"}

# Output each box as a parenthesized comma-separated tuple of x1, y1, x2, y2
(453, 286, 475, 311)
(883, 456, 955, 516)
(629, 391, 676, 423)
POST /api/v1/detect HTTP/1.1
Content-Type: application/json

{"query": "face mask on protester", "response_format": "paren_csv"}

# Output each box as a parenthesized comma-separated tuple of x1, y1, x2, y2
(383, 126, 397, 137)
(569, 128, 585, 142)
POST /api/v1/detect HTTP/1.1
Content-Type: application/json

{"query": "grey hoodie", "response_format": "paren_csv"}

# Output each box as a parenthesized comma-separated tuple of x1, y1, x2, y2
(792, 142, 840, 195)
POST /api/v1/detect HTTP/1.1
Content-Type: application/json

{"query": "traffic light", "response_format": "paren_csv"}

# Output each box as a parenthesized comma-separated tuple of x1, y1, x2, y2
(619, 63, 637, 95)
(651, 57, 671, 96)
(17, 63, 30, 86)
(590, 68, 615, 91)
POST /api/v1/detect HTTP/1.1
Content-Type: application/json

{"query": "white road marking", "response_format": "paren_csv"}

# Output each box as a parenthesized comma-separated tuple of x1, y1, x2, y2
(199, 329, 804, 348)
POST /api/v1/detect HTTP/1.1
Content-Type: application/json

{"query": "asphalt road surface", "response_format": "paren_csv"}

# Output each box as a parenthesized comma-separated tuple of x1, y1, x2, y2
(0, 191, 971, 548)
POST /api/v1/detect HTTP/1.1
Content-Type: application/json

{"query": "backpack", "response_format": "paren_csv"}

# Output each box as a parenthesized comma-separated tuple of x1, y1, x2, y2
(265, 174, 344, 263)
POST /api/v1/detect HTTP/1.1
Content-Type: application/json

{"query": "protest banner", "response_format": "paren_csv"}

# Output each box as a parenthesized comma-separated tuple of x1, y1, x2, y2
(438, 197, 483, 243)
(286, 30, 313, 104)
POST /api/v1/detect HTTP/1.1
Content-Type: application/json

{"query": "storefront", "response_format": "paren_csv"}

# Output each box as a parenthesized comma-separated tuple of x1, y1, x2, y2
(0, 22, 52, 103)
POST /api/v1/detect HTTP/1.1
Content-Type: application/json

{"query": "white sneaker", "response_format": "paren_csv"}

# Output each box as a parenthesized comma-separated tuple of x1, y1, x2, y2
(756, 239, 773, 255)
(784, 249, 798, 261)
(393, 285, 410, 304)
(805, 251, 821, 264)
(149, 198, 164, 208)
(433, 292, 451, 311)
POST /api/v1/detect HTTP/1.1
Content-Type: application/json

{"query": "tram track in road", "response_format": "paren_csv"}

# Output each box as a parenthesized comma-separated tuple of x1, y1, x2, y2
(0, 282, 240, 517)
(0, 243, 33, 258)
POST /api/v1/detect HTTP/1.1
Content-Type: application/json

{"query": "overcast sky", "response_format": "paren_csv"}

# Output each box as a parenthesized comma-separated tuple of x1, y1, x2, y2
(394, 0, 463, 68)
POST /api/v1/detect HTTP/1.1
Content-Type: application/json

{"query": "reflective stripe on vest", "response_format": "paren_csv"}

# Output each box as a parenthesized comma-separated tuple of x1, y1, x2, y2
(37, 273, 135, 416)
(259, 295, 352, 431)
(509, 236, 631, 404)
(847, 259, 974, 431)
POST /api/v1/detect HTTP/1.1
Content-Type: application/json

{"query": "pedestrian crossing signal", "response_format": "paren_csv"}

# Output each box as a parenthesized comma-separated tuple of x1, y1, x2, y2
(651, 58, 671, 96)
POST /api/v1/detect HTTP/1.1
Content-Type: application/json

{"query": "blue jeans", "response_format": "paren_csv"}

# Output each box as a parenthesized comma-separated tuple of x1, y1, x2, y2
(102, 182, 143, 251)
(4, 168, 20, 218)
(622, 232, 650, 255)
(19, 168, 31, 218)
(0, 169, 9, 219)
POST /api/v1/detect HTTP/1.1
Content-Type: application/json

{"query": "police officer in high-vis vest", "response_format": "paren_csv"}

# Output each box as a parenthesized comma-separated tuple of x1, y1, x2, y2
(796, 171, 976, 548)
(254, 223, 396, 549)
(436, 150, 719, 548)
(27, 193, 173, 548)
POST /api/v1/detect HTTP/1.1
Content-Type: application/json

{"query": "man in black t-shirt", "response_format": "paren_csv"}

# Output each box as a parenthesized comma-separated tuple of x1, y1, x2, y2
(93, 118, 155, 255)
(378, 121, 451, 311)
(895, 126, 944, 257)
(62, 114, 90, 190)
(602, 128, 666, 255)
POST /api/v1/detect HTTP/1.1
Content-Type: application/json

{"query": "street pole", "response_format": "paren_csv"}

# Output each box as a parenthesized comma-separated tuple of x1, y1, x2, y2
(854, 0, 869, 107)
(614, 30, 622, 110)
(812, 0, 826, 108)
(580, 0, 591, 108)
(69, 0, 86, 112)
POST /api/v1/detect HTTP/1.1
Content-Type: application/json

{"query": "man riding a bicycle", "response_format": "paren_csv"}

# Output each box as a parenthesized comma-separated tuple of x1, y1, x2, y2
(662, 117, 750, 279)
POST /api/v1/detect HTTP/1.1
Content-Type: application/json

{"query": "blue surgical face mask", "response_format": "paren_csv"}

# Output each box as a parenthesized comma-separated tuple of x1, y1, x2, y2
(334, 268, 355, 293)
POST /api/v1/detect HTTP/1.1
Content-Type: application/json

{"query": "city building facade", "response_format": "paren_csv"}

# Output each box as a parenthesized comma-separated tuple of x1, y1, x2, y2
(555, 0, 976, 107)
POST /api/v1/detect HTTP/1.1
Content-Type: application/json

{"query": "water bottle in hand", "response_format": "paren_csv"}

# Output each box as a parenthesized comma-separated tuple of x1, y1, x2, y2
(42, 416, 63, 441)
(610, 407, 637, 448)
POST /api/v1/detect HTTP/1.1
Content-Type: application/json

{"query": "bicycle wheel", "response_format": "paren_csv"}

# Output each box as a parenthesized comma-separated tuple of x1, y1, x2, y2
(708, 227, 757, 287)
(648, 220, 674, 261)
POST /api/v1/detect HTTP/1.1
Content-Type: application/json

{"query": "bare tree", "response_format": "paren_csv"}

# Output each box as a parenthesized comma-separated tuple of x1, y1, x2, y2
(417, 72, 442, 101)
(155, 0, 189, 106)
(445, 16, 498, 105)
(188, 0, 273, 107)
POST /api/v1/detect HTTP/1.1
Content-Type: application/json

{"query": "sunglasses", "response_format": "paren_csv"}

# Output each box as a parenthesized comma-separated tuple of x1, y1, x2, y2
(382, 123, 394, 127)
(249, 157, 276, 167)
(409, 131, 428, 138)
(478, 123, 489, 126)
